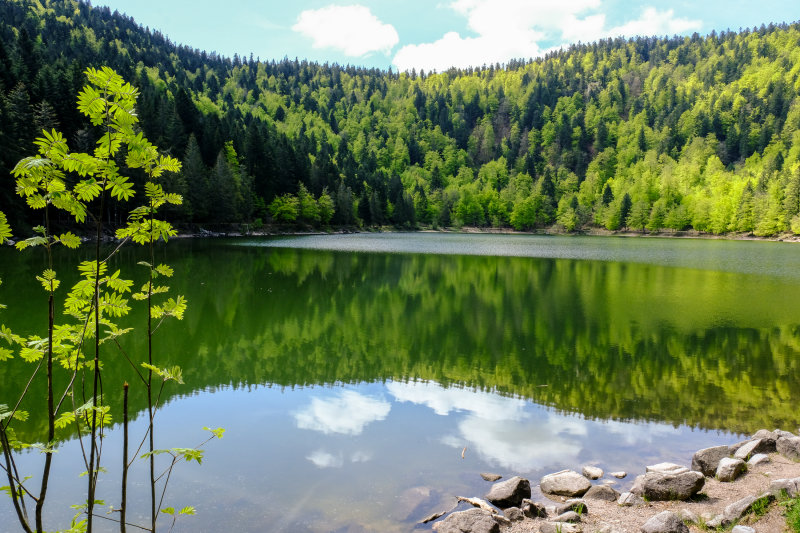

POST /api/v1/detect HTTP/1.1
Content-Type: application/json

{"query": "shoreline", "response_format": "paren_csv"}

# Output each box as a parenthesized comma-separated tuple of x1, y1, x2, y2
(431, 429, 800, 533)
(170, 224, 800, 243)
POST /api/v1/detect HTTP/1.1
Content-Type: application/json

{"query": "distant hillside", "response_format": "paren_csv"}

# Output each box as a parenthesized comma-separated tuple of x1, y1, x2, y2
(1, 0, 800, 235)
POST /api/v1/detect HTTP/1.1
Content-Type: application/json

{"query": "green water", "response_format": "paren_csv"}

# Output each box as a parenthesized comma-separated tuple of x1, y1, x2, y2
(1, 234, 800, 532)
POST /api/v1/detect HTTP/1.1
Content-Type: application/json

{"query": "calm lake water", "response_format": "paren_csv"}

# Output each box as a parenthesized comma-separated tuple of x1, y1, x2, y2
(1, 233, 800, 532)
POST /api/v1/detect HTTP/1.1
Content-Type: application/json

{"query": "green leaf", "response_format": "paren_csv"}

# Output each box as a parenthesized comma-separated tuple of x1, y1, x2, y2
(161, 507, 175, 515)
(36, 269, 61, 292)
(0, 212, 11, 244)
(203, 427, 226, 439)
(59, 232, 82, 249)
(0, 347, 13, 361)
(179, 506, 196, 516)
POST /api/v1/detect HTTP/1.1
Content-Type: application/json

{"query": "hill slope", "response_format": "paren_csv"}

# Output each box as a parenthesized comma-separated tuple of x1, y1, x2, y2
(1, 0, 799, 235)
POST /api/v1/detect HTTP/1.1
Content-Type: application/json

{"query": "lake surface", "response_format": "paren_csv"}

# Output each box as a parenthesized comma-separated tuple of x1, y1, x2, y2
(2, 233, 800, 532)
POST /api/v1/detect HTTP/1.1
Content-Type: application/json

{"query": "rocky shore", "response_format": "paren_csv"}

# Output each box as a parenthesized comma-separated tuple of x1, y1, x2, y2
(427, 428, 800, 533)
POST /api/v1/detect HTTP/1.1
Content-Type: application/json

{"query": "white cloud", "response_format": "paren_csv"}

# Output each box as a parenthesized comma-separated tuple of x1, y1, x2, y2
(388, 380, 590, 471)
(307, 450, 344, 468)
(455, 413, 587, 471)
(294, 390, 391, 435)
(606, 8, 701, 39)
(392, 1, 701, 72)
(292, 5, 399, 57)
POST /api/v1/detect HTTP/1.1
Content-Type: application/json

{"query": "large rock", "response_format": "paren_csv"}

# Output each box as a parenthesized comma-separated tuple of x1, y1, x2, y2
(485, 476, 531, 508)
(777, 436, 800, 460)
(733, 438, 775, 459)
(640, 511, 689, 533)
(630, 471, 705, 501)
(584, 484, 620, 502)
(748, 453, 770, 466)
(769, 477, 800, 498)
(618, 492, 644, 506)
(432, 508, 499, 533)
(646, 462, 689, 475)
(691, 445, 730, 476)
(540, 470, 592, 497)
(716, 457, 746, 482)
(722, 493, 774, 526)
(582, 465, 603, 479)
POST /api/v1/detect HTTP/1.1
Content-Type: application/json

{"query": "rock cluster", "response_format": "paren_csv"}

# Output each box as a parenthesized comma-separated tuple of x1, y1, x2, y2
(429, 427, 800, 533)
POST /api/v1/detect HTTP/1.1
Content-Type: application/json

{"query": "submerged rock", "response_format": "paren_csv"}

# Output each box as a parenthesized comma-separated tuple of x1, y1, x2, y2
(540, 470, 592, 497)
(485, 476, 530, 509)
(691, 445, 730, 477)
(610, 471, 627, 479)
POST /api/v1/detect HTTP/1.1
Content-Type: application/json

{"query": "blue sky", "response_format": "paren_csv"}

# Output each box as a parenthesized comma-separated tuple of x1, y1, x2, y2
(93, 0, 799, 72)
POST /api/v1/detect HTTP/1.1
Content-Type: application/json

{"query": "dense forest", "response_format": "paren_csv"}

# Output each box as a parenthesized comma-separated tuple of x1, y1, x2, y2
(1, 0, 800, 235)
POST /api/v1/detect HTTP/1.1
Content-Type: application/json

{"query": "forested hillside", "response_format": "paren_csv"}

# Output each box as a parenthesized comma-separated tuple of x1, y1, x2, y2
(2, 0, 800, 235)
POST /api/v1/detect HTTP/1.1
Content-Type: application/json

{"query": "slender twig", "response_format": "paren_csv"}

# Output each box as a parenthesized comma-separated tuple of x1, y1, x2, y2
(121, 382, 129, 533)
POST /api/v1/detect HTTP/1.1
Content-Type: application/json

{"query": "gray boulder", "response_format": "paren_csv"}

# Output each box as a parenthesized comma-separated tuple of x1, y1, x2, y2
(582, 465, 603, 479)
(734, 438, 775, 459)
(678, 508, 698, 523)
(432, 508, 499, 533)
(503, 507, 523, 521)
(775, 429, 796, 439)
(540, 470, 591, 497)
(618, 492, 644, 506)
(716, 457, 746, 482)
(730, 527, 756, 533)
(769, 477, 800, 497)
(640, 511, 689, 533)
(646, 462, 689, 475)
(722, 493, 774, 526)
(540, 523, 582, 533)
(584, 484, 620, 502)
(747, 453, 770, 466)
(778, 436, 800, 460)
(521, 498, 546, 518)
(631, 471, 705, 501)
(691, 445, 730, 476)
(485, 476, 530, 508)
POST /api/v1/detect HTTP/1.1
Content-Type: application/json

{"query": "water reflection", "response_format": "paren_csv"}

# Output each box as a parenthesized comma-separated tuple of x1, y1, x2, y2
(2, 234, 800, 532)
(295, 390, 391, 435)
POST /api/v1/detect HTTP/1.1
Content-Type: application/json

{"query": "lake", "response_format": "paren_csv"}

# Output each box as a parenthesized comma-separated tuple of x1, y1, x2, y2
(1, 233, 800, 532)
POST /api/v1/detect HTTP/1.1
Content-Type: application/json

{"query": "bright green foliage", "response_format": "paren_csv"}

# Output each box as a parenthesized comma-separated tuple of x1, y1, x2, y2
(4, 3, 800, 233)
(0, 213, 11, 244)
(0, 66, 210, 533)
(269, 194, 300, 222)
